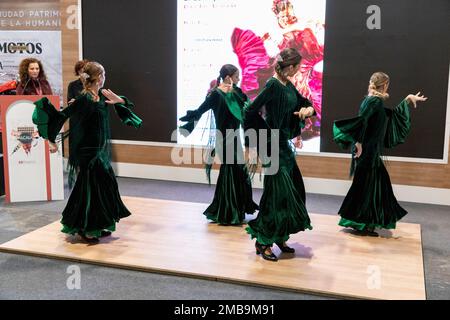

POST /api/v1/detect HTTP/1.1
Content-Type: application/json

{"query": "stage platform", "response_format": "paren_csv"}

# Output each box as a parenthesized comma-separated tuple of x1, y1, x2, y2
(0, 197, 426, 299)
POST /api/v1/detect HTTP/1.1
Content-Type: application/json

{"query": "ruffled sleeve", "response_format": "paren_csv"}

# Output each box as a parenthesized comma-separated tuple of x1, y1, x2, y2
(333, 116, 365, 150)
(333, 96, 381, 150)
(114, 96, 142, 128)
(384, 99, 411, 148)
(179, 92, 218, 136)
(32, 97, 69, 143)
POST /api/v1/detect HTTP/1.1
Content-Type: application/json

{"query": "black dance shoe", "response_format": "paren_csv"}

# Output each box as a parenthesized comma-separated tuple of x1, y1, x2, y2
(275, 242, 295, 253)
(364, 229, 379, 237)
(350, 227, 367, 236)
(255, 242, 278, 262)
(78, 232, 99, 244)
(100, 230, 112, 237)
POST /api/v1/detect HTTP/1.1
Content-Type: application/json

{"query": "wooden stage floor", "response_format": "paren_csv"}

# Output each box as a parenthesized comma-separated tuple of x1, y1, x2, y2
(0, 197, 426, 299)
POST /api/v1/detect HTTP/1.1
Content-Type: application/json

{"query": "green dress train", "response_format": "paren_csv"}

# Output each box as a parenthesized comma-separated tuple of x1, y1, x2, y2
(179, 86, 258, 225)
(333, 95, 411, 230)
(244, 78, 314, 245)
(32, 92, 142, 237)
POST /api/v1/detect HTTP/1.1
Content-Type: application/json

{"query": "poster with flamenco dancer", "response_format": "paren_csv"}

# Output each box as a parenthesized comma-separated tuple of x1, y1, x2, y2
(178, 0, 326, 152)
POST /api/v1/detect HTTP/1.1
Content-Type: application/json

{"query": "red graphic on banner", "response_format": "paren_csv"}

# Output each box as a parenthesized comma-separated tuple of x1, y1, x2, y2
(10, 126, 40, 155)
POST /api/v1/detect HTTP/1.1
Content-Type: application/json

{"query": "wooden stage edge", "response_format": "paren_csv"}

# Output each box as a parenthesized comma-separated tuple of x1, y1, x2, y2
(0, 246, 358, 300)
(0, 197, 426, 300)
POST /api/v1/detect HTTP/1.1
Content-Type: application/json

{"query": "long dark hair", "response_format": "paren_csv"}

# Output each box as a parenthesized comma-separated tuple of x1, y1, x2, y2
(216, 64, 238, 87)
(18, 58, 47, 83)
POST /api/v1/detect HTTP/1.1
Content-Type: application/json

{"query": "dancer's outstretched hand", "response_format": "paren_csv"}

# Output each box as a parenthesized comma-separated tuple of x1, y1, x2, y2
(294, 107, 314, 120)
(218, 83, 233, 93)
(406, 92, 428, 108)
(248, 147, 258, 165)
(354, 142, 362, 158)
(293, 135, 303, 149)
(102, 89, 125, 105)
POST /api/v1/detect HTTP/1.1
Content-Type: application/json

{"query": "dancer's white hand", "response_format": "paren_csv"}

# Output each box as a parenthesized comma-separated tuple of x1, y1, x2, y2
(354, 142, 362, 158)
(49, 142, 58, 153)
(406, 92, 428, 108)
(293, 135, 303, 149)
(102, 89, 125, 104)
(248, 147, 258, 165)
(294, 107, 314, 120)
(218, 83, 233, 93)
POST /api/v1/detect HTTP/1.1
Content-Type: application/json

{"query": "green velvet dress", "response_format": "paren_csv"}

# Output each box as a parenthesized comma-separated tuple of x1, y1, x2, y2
(32, 92, 142, 237)
(179, 86, 258, 225)
(244, 78, 314, 245)
(333, 96, 411, 230)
